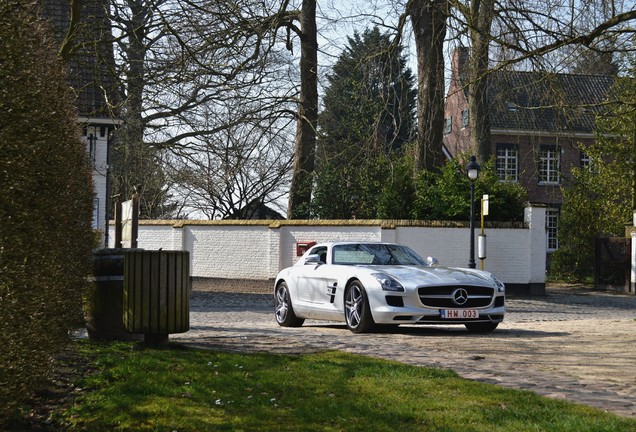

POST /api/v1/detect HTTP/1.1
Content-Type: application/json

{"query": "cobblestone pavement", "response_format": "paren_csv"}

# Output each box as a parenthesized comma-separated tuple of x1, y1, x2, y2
(172, 284, 636, 418)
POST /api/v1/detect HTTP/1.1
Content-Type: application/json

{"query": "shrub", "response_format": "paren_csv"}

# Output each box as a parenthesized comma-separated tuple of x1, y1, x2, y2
(0, 1, 96, 425)
(412, 158, 526, 222)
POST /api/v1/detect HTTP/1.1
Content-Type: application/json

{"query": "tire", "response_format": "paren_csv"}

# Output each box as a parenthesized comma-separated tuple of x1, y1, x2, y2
(344, 281, 375, 333)
(275, 282, 304, 327)
(465, 322, 498, 333)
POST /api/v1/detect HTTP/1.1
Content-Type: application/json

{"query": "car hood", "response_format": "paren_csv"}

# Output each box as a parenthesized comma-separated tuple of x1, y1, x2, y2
(360, 265, 496, 287)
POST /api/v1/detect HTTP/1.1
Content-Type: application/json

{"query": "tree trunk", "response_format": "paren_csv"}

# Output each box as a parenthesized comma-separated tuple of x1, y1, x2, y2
(287, 0, 318, 219)
(468, 0, 494, 161)
(111, 0, 151, 216)
(409, 0, 448, 174)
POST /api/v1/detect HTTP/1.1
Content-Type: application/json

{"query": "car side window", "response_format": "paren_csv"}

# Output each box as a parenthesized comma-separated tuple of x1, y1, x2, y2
(308, 246, 328, 264)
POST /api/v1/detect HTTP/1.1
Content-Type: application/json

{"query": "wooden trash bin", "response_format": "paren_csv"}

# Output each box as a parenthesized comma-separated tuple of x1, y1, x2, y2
(123, 250, 190, 344)
(86, 248, 141, 341)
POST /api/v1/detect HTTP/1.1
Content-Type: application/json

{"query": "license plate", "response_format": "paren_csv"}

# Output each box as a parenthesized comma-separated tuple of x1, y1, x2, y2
(440, 309, 479, 319)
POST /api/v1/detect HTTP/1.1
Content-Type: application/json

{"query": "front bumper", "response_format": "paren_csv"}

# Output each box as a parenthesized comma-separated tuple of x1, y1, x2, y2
(367, 288, 505, 325)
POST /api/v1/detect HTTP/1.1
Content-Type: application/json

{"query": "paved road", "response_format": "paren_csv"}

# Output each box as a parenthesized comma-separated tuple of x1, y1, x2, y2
(173, 284, 636, 418)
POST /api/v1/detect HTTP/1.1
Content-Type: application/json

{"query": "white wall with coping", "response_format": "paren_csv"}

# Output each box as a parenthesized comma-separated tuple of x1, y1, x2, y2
(390, 226, 532, 285)
(109, 207, 547, 293)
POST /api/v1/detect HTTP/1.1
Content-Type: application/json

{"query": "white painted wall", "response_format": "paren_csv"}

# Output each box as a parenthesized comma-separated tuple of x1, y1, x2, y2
(108, 207, 547, 288)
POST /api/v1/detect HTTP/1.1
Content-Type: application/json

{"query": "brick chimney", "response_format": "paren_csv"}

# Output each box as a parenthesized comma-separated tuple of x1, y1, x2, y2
(451, 47, 470, 89)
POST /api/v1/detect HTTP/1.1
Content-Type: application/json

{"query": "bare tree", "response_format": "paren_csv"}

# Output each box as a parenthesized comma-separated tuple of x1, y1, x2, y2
(59, 0, 636, 222)
(167, 100, 294, 219)
(106, 0, 300, 218)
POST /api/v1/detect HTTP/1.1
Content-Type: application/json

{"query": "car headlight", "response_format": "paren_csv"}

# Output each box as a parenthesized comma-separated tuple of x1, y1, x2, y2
(371, 273, 404, 292)
(491, 274, 505, 293)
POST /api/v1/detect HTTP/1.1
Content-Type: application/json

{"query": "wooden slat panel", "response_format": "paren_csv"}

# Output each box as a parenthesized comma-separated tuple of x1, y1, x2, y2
(123, 253, 130, 331)
(142, 251, 152, 332)
(123, 250, 191, 335)
(168, 252, 176, 333)
(159, 251, 168, 333)
(134, 252, 143, 331)
(184, 253, 191, 330)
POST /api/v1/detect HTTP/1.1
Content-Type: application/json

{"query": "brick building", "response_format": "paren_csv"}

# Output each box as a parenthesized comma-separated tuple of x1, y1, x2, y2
(444, 48, 614, 251)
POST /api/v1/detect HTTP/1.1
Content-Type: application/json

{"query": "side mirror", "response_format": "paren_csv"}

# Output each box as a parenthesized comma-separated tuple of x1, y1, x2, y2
(304, 254, 322, 265)
(426, 256, 439, 266)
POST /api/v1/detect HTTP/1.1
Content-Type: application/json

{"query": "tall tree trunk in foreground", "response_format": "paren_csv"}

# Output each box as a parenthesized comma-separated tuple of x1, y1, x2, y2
(409, 0, 448, 174)
(287, 0, 318, 219)
(467, 0, 494, 161)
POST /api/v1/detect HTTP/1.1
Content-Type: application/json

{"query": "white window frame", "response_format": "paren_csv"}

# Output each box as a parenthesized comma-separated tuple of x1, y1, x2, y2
(546, 208, 559, 252)
(580, 152, 598, 173)
(443, 117, 452, 135)
(539, 145, 560, 185)
(461, 109, 469, 128)
(495, 144, 518, 182)
(93, 198, 99, 230)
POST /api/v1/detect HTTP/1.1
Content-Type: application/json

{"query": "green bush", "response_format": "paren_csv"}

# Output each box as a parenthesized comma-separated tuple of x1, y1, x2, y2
(312, 152, 526, 222)
(0, 1, 96, 425)
(550, 74, 635, 282)
(412, 158, 527, 222)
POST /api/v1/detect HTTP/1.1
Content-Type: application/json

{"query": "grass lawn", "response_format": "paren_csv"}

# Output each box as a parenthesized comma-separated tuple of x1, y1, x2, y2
(49, 340, 636, 431)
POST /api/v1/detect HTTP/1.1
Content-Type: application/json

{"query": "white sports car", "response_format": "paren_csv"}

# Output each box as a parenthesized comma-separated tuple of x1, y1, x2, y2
(274, 242, 505, 333)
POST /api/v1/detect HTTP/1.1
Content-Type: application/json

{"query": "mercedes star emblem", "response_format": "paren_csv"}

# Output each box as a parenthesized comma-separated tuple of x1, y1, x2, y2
(452, 288, 469, 305)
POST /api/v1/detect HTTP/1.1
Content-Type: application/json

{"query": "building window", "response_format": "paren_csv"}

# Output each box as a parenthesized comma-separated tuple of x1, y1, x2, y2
(495, 144, 518, 181)
(461, 109, 469, 127)
(443, 117, 452, 135)
(92, 198, 99, 230)
(580, 152, 598, 173)
(538, 145, 560, 184)
(86, 133, 97, 163)
(546, 208, 559, 251)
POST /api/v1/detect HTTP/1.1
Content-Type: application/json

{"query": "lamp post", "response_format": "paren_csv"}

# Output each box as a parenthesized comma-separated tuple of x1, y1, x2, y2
(466, 155, 481, 269)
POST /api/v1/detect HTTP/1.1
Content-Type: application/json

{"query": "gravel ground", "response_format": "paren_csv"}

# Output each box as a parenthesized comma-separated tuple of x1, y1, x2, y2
(172, 282, 636, 418)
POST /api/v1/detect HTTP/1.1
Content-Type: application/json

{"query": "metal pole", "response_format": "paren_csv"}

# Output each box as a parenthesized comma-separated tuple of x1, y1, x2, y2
(104, 128, 112, 248)
(469, 181, 476, 269)
(480, 197, 485, 270)
(131, 193, 139, 249)
(114, 200, 122, 248)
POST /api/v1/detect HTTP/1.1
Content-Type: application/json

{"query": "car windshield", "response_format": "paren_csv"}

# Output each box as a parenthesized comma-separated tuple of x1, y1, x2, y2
(332, 244, 425, 266)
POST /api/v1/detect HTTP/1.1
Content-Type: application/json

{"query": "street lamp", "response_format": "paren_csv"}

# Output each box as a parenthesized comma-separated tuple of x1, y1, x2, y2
(466, 155, 481, 269)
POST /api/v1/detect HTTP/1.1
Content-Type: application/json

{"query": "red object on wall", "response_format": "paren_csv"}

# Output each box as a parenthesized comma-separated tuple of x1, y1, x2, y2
(296, 241, 316, 256)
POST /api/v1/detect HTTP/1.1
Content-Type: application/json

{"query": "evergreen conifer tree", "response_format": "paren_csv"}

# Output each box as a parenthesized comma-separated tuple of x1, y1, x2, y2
(314, 27, 416, 218)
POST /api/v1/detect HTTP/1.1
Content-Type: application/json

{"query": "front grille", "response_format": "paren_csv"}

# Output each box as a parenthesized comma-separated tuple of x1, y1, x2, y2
(418, 285, 494, 308)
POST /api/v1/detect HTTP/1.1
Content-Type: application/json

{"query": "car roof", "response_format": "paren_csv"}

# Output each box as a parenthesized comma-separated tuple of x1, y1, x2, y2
(314, 241, 399, 247)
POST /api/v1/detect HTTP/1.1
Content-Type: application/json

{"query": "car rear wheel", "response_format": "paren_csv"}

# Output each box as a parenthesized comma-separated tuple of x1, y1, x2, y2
(344, 281, 375, 333)
(465, 322, 498, 333)
(275, 282, 304, 327)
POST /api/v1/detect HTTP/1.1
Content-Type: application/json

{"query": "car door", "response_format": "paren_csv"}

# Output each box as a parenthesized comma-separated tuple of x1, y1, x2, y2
(306, 246, 329, 304)
(306, 247, 342, 311)
(295, 246, 328, 304)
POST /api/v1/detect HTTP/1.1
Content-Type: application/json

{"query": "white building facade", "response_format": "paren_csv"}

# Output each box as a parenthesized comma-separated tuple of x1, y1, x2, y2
(81, 118, 119, 245)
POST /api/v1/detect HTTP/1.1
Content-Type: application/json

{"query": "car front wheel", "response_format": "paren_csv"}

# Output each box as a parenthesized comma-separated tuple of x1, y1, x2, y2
(275, 282, 304, 327)
(465, 322, 498, 333)
(344, 281, 375, 333)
